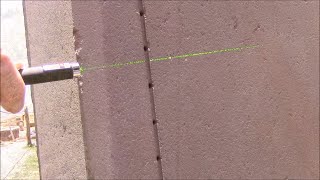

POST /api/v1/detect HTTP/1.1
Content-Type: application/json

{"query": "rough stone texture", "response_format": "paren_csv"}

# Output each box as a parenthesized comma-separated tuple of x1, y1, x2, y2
(23, 1, 87, 179)
(23, 1, 319, 179)
(144, 1, 319, 179)
(71, 1, 161, 179)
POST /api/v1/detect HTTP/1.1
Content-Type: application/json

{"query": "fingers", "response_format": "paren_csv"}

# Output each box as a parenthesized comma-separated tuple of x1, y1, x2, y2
(0, 52, 26, 113)
(1, 51, 25, 70)
(0, 53, 11, 65)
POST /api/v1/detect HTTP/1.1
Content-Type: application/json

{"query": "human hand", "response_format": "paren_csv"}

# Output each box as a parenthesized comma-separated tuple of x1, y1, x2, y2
(0, 51, 25, 113)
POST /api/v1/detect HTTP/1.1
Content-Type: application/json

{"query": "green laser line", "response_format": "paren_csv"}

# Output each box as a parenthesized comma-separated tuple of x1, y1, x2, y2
(80, 44, 259, 74)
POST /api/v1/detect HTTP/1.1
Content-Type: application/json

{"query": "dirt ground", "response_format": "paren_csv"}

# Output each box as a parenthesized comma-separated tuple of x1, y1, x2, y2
(0, 129, 39, 180)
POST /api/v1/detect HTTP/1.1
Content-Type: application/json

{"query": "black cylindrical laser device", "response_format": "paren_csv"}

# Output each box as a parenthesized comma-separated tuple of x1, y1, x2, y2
(20, 62, 81, 85)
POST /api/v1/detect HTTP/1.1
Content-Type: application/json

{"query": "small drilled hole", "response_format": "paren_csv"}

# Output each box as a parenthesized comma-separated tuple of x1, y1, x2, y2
(148, 83, 153, 88)
(139, 11, 144, 16)
(152, 120, 157, 125)
(144, 46, 148, 51)
(156, 156, 161, 161)
(72, 28, 78, 36)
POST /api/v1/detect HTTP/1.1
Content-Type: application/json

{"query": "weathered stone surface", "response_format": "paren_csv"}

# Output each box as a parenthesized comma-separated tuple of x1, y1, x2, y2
(23, 1, 87, 179)
(71, 1, 161, 179)
(144, 1, 319, 179)
(24, 1, 319, 179)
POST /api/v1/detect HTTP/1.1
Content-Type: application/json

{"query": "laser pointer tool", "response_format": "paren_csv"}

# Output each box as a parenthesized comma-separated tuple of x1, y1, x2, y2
(19, 62, 81, 85)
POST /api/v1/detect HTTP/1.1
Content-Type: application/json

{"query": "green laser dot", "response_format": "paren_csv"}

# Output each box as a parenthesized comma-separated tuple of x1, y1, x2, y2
(80, 66, 85, 74)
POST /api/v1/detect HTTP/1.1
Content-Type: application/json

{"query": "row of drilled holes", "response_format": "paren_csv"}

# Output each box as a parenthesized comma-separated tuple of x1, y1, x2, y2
(140, 9, 162, 163)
